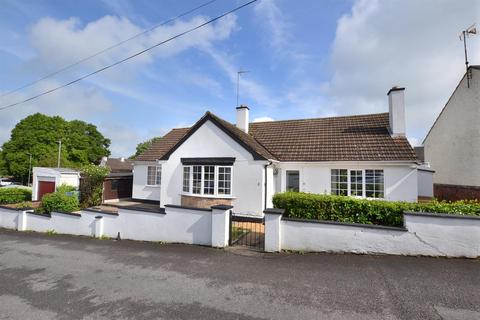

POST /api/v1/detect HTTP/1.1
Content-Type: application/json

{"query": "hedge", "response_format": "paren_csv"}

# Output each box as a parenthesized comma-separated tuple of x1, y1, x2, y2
(272, 192, 480, 227)
(39, 191, 80, 213)
(0, 187, 32, 204)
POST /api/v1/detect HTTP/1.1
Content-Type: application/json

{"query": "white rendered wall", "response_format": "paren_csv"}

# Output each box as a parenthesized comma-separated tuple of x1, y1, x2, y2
(277, 213, 480, 258)
(132, 163, 160, 201)
(59, 174, 80, 189)
(0, 207, 19, 229)
(32, 167, 79, 201)
(424, 69, 480, 186)
(161, 120, 268, 216)
(417, 169, 434, 198)
(0, 206, 230, 247)
(276, 162, 418, 202)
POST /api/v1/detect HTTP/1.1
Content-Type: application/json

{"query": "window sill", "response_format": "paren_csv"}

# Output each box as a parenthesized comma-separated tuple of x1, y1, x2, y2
(181, 193, 235, 200)
(145, 185, 161, 188)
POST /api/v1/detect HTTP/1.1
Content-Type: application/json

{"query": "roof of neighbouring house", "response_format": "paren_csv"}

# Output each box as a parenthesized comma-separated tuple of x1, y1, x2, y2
(102, 157, 134, 173)
(135, 112, 417, 162)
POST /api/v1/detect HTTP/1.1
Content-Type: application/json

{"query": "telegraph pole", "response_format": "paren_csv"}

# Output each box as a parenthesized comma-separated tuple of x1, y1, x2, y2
(27, 153, 32, 186)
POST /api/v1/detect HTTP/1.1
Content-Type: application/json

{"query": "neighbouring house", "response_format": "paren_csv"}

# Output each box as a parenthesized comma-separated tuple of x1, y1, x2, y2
(100, 157, 134, 202)
(422, 66, 480, 201)
(32, 167, 80, 201)
(133, 86, 426, 216)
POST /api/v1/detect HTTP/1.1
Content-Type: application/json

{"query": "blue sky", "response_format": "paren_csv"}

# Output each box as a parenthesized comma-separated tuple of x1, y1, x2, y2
(0, 0, 478, 156)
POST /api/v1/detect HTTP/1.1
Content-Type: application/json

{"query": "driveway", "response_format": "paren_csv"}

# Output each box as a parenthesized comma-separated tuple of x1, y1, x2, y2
(0, 228, 478, 320)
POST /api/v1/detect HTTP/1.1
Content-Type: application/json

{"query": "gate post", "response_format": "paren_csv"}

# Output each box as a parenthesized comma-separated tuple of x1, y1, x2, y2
(94, 216, 104, 238)
(264, 208, 284, 252)
(211, 205, 233, 248)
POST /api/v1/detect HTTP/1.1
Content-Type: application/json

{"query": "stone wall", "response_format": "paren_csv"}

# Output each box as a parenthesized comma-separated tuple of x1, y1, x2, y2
(181, 195, 233, 209)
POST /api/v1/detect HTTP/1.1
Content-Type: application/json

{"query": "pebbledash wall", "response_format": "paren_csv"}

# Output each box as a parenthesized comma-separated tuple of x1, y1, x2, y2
(0, 205, 231, 248)
(264, 209, 480, 258)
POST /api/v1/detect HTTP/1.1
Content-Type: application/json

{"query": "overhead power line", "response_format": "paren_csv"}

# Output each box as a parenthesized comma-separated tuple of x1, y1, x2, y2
(0, 0, 218, 99)
(0, 0, 258, 111)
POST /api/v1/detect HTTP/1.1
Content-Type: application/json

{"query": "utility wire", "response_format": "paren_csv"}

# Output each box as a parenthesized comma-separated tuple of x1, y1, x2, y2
(0, 0, 218, 99)
(0, 0, 258, 111)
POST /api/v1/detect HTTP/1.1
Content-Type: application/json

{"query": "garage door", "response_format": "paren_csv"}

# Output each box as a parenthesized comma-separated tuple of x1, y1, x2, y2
(38, 181, 55, 200)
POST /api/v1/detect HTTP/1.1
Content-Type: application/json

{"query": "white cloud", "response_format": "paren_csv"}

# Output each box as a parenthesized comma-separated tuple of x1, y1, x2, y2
(326, 0, 480, 144)
(253, 116, 274, 122)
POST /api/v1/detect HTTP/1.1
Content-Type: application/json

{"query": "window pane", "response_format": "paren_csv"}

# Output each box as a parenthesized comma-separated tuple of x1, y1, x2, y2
(286, 171, 300, 192)
(156, 166, 162, 185)
(192, 166, 202, 194)
(365, 170, 384, 198)
(183, 167, 190, 192)
(331, 169, 348, 196)
(147, 166, 156, 185)
(218, 167, 232, 195)
(203, 166, 215, 195)
(350, 170, 363, 196)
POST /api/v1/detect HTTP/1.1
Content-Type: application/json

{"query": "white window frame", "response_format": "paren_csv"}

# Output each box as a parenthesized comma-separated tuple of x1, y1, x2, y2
(146, 165, 161, 186)
(330, 169, 384, 199)
(182, 165, 233, 198)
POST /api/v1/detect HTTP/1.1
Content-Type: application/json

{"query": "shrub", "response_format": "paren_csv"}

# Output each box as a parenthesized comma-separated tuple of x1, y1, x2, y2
(79, 164, 109, 208)
(0, 187, 32, 204)
(56, 184, 77, 193)
(40, 191, 80, 213)
(272, 192, 480, 227)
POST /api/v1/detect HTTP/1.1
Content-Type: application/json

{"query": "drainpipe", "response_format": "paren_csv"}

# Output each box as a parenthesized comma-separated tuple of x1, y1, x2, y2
(264, 161, 272, 210)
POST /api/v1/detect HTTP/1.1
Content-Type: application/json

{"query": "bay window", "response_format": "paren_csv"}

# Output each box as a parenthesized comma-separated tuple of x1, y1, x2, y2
(147, 165, 161, 186)
(331, 169, 384, 199)
(183, 165, 232, 197)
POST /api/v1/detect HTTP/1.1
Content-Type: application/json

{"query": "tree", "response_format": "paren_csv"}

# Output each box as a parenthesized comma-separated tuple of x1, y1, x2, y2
(0, 113, 111, 181)
(130, 136, 162, 159)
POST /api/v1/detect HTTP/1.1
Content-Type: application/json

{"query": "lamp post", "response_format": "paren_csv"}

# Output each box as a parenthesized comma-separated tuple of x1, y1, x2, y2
(27, 153, 32, 186)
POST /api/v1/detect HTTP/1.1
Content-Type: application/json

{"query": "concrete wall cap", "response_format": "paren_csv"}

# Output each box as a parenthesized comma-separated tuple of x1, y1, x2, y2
(211, 205, 233, 210)
(263, 208, 285, 215)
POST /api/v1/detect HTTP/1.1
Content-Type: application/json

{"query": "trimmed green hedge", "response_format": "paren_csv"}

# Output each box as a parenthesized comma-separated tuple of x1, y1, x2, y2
(39, 191, 80, 213)
(272, 192, 480, 227)
(0, 187, 32, 204)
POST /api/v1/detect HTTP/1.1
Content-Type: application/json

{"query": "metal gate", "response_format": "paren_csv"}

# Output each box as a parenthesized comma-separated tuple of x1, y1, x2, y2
(229, 213, 265, 251)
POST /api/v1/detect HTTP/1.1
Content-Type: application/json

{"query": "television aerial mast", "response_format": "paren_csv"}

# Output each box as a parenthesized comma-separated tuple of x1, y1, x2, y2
(459, 24, 477, 88)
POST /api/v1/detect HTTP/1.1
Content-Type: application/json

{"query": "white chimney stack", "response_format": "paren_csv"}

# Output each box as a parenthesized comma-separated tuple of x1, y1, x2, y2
(387, 86, 406, 136)
(236, 105, 249, 133)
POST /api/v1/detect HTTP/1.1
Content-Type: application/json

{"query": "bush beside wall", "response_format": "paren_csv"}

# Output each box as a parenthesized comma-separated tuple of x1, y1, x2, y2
(272, 192, 480, 227)
(0, 187, 32, 204)
(39, 191, 80, 213)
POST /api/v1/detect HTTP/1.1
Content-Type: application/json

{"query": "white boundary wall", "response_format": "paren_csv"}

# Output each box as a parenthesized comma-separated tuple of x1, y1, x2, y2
(0, 205, 231, 247)
(264, 210, 480, 258)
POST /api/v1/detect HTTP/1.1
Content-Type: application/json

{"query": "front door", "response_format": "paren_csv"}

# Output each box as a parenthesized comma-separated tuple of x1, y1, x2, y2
(38, 181, 55, 200)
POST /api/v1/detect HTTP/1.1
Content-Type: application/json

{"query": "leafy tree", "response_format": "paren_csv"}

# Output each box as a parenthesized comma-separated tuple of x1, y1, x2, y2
(130, 136, 162, 159)
(0, 113, 111, 181)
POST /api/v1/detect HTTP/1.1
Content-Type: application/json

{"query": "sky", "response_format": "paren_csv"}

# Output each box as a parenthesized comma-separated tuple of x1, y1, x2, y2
(0, 0, 479, 157)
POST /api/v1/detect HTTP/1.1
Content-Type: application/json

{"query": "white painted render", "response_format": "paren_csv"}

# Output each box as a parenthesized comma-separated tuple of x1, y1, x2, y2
(132, 163, 160, 201)
(424, 68, 480, 186)
(32, 167, 80, 201)
(236, 106, 249, 133)
(388, 88, 406, 136)
(263, 212, 480, 258)
(418, 169, 434, 198)
(160, 120, 268, 215)
(274, 162, 418, 202)
(0, 205, 231, 247)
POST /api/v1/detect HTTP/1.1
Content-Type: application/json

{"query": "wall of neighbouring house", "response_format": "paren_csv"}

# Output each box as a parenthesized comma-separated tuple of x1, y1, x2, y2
(161, 120, 268, 216)
(424, 68, 480, 188)
(274, 162, 419, 202)
(132, 163, 160, 201)
(433, 184, 480, 201)
(103, 176, 133, 201)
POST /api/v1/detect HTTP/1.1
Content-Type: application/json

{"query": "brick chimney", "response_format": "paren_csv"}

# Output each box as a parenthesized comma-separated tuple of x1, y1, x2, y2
(387, 86, 406, 136)
(236, 105, 249, 133)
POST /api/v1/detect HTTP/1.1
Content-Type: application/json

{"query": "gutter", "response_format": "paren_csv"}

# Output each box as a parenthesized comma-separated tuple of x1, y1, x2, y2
(264, 161, 272, 210)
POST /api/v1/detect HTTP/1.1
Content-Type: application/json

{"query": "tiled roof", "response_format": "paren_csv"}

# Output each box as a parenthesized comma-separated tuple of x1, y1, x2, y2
(249, 113, 417, 161)
(135, 128, 190, 161)
(104, 158, 133, 172)
(135, 112, 417, 163)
